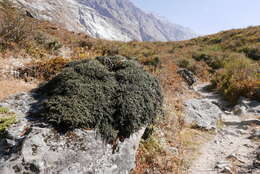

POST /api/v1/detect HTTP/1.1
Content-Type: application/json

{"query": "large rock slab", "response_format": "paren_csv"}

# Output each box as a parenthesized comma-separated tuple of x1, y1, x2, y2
(0, 93, 144, 174)
(184, 99, 223, 130)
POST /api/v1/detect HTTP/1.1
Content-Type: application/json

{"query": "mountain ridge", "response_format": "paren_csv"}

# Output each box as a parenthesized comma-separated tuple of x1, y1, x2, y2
(10, 0, 196, 41)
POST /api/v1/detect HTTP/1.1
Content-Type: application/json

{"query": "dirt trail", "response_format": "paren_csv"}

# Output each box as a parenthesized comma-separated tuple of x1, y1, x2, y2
(188, 83, 260, 174)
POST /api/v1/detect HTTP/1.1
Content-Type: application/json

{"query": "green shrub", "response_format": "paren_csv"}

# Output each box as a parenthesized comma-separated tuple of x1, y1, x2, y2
(0, 115, 16, 132)
(176, 58, 201, 74)
(38, 56, 163, 141)
(78, 40, 93, 49)
(0, 106, 9, 114)
(0, 40, 8, 52)
(143, 57, 161, 68)
(192, 51, 224, 69)
(47, 41, 62, 51)
(211, 56, 259, 103)
(241, 45, 260, 60)
(93, 41, 119, 56)
(208, 45, 222, 51)
(0, 106, 16, 137)
(34, 32, 55, 46)
(209, 37, 222, 44)
(34, 32, 62, 52)
(177, 59, 190, 69)
(34, 32, 49, 45)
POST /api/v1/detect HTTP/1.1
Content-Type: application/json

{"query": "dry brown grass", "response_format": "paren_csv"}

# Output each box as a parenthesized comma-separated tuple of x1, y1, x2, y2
(132, 86, 213, 174)
(0, 79, 37, 100)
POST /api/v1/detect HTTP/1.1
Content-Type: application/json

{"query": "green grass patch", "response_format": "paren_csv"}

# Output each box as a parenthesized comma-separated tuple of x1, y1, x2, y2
(0, 106, 16, 136)
(0, 106, 9, 114)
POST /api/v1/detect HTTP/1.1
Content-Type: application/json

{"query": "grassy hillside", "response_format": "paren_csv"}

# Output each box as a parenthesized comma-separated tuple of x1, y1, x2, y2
(0, 1, 259, 103)
(12, 23, 259, 103)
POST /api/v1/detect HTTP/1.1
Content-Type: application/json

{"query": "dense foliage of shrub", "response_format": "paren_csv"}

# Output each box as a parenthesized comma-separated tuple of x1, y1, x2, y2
(47, 41, 62, 51)
(211, 56, 259, 103)
(192, 51, 224, 69)
(38, 56, 163, 141)
(176, 57, 204, 75)
(0, 40, 8, 52)
(142, 57, 161, 68)
(78, 40, 93, 48)
(241, 45, 260, 60)
(34, 32, 63, 52)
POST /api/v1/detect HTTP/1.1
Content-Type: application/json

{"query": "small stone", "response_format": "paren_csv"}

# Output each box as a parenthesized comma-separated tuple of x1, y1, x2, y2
(253, 160, 260, 169)
(233, 105, 247, 116)
(238, 125, 248, 130)
(249, 129, 260, 140)
(224, 111, 232, 115)
(226, 154, 245, 164)
(214, 140, 220, 144)
(221, 166, 233, 174)
(256, 150, 260, 160)
(243, 144, 254, 148)
(168, 146, 179, 155)
(215, 161, 231, 169)
(216, 161, 234, 173)
(236, 129, 247, 135)
(6, 139, 16, 147)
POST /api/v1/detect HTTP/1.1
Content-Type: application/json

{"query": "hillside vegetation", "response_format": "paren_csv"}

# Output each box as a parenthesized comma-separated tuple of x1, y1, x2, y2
(0, 1, 259, 104)
(16, 24, 260, 102)
(0, 2, 259, 173)
(38, 56, 163, 141)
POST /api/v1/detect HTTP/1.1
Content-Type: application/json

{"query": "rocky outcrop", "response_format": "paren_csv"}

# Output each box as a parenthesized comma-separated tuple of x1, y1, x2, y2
(188, 83, 260, 174)
(0, 93, 145, 174)
(184, 99, 222, 130)
(177, 68, 196, 86)
(10, 0, 196, 41)
(233, 97, 260, 116)
(184, 83, 260, 130)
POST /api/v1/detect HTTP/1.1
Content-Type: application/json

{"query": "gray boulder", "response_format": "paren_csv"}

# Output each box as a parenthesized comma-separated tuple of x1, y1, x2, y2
(250, 129, 260, 140)
(184, 99, 223, 130)
(233, 97, 260, 116)
(177, 68, 196, 86)
(0, 93, 145, 174)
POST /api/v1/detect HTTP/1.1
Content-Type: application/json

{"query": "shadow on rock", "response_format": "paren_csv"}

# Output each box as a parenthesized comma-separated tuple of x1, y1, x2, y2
(0, 90, 146, 174)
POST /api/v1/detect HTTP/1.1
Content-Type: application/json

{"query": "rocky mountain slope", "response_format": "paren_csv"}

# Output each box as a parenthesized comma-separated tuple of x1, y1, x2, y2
(10, 0, 196, 41)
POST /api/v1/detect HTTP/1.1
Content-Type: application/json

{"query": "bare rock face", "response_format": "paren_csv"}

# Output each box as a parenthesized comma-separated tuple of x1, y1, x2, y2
(0, 93, 145, 174)
(184, 99, 223, 130)
(10, 0, 196, 41)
